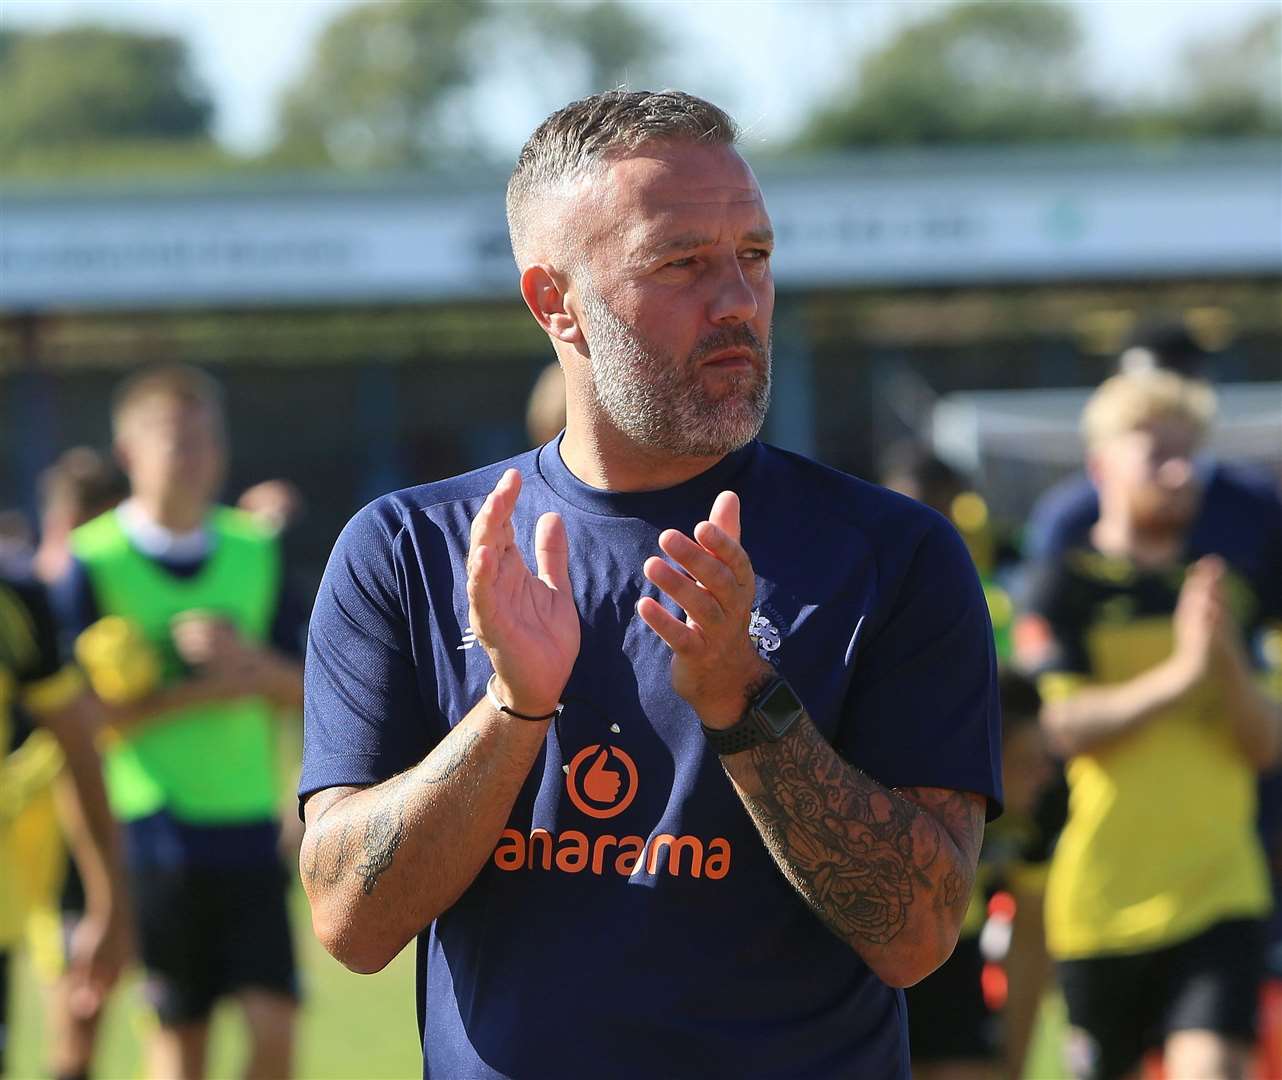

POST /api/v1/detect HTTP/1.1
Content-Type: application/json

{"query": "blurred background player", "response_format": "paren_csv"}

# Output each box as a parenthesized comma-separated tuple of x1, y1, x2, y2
(1, 562, 131, 1080)
(525, 360, 567, 447)
(906, 669, 1059, 1080)
(0, 513, 36, 565)
(1023, 321, 1282, 569)
(33, 449, 130, 588)
(1025, 371, 1282, 1080)
(237, 479, 305, 538)
(25, 447, 128, 1080)
(52, 366, 307, 1080)
(1018, 321, 1282, 1074)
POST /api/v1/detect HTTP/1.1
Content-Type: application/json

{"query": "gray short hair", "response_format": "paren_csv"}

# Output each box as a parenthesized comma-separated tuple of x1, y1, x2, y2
(506, 89, 739, 267)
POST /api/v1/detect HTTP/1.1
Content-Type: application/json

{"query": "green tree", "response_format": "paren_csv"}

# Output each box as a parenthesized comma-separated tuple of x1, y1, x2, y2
(272, 0, 486, 171)
(269, 0, 663, 171)
(1164, 10, 1282, 138)
(518, 0, 663, 98)
(0, 26, 213, 154)
(797, 1, 1107, 149)
(799, 1, 1282, 151)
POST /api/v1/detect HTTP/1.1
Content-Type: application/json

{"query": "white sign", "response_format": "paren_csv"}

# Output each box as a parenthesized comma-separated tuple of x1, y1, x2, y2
(2, 144, 1278, 311)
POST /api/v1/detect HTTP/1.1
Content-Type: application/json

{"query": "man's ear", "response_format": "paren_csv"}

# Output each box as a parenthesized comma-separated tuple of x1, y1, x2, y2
(519, 265, 583, 346)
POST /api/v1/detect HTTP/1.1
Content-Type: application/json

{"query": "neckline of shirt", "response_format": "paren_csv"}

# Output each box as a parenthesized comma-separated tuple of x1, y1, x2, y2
(536, 434, 760, 520)
(117, 499, 213, 562)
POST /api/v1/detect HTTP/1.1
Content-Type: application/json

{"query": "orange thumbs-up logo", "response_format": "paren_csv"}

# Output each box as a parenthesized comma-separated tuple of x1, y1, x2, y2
(566, 743, 638, 819)
(583, 748, 621, 803)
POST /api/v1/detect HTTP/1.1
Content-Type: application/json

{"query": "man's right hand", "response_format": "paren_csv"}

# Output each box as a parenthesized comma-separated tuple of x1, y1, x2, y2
(301, 470, 579, 972)
(467, 468, 580, 717)
(1170, 556, 1232, 688)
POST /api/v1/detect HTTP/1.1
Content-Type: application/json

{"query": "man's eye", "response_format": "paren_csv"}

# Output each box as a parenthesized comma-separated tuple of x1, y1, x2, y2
(741, 249, 771, 261)
(666, 257, 695, 269)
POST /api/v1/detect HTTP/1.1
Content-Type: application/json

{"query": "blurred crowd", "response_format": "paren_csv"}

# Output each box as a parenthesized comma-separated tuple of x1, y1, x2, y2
(2, 317, 1280, 1080)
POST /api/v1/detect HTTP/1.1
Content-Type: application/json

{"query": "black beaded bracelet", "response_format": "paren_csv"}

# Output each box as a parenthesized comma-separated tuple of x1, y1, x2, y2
(486, 672, 563, 722)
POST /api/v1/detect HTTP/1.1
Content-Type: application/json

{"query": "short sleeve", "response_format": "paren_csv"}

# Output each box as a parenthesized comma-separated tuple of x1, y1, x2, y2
(49, 557, 101, 654)
(10, 577, 64, 685)
(299, 500, 437, 806)
(0, 575, 83, 718)
(838, 519, 1003, 818)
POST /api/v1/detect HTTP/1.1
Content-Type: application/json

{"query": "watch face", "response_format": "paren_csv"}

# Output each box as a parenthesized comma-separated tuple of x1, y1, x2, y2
(757, 679, 803, 738)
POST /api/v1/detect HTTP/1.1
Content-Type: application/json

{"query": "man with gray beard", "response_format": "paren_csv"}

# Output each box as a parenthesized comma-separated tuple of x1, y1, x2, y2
(299, 90, 1001, 1080)
(579, 278, 771, 458)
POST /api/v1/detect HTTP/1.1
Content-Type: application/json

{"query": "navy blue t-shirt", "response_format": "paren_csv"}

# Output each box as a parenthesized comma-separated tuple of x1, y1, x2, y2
(302, 438, 1002, 1080)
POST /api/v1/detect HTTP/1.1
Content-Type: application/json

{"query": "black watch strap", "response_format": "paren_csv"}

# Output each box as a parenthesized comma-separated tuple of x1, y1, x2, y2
(700, 719, 769, 756)
(701, 676, 804, 756)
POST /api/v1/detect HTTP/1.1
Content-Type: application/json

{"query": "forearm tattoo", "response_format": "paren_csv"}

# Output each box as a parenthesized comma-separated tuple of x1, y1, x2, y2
(303, 819, 353, 886)
(742, 719, 981, 948)
(303, 727, 483, 894)
(356, 803, 405, 895)
(421, 729, 481, 785)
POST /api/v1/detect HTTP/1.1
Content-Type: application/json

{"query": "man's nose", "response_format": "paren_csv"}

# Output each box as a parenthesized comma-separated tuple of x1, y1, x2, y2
(1156, 456, 1194, 489)
(708, 260, 758, 325)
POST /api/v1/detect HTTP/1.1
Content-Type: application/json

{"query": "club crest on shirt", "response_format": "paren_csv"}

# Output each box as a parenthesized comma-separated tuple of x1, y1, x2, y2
(748, 608, 781, 657)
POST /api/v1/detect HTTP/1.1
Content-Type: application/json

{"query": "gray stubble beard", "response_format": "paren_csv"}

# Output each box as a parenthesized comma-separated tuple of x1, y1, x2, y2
(580, 285, 772, 458)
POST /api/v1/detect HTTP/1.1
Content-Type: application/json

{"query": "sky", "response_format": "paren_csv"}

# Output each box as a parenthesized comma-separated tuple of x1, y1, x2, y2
(2, 0, 1276, 155)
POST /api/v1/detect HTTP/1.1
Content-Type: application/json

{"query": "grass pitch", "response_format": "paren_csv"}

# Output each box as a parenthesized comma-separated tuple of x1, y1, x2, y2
(8, 907, 1068, 1079)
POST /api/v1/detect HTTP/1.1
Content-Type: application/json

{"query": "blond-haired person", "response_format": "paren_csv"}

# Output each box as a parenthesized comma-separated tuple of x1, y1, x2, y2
(1024, 371, 1282, 1080)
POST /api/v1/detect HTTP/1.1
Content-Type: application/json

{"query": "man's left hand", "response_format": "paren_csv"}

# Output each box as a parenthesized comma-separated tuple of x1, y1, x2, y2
(171, 613, 279, 700)
(638, 491, 772, 730)
(171, 612, 245, 668)
(65, 902, 131, 1019)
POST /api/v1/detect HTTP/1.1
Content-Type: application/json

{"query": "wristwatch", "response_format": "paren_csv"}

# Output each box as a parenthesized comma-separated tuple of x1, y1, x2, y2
(701, 676, 805, 756)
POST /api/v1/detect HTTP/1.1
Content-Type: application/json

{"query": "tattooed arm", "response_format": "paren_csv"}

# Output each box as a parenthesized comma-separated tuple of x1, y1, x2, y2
(721, 712, 986, 987)
(638, 492, 987, 988)
(301, 469, 580, 974)
(300, 698, 550, 974)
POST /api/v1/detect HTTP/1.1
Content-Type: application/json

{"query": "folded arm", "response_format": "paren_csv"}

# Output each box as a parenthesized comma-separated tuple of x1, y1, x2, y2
(1041, 557, 1279, 765)
(1039, 657, 1198, 758)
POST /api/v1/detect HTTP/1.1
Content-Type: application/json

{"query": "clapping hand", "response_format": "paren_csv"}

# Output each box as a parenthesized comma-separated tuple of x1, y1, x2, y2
(467, 469, 580, 718)
(637, 491, 772, 730)
(1173, 556, 1247, 685)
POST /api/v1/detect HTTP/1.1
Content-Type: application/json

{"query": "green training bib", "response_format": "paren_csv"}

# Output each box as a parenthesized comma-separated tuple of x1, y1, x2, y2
(72, 507, 282, 824)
